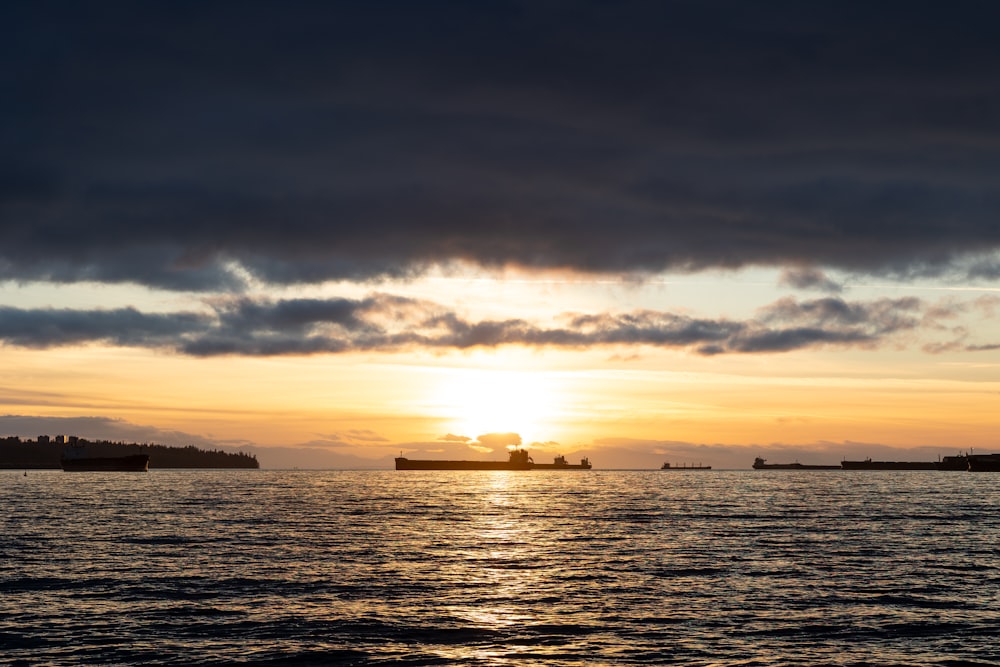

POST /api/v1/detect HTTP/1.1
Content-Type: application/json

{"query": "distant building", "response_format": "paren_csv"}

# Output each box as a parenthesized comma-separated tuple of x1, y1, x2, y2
(55, 435, 66, 444)
(38, 435, 50, 444)
(68, 436, 79, 445)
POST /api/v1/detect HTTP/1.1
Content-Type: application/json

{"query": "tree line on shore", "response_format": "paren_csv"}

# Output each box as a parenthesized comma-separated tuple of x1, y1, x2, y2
(0, 436, 259, 469)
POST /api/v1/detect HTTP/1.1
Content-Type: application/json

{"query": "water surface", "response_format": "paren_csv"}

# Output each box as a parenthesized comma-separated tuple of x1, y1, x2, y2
(3, 470, 1000, 665)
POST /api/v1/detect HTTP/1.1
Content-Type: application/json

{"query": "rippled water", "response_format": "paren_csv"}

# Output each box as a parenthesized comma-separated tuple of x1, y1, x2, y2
(3, 469, 1000, 666)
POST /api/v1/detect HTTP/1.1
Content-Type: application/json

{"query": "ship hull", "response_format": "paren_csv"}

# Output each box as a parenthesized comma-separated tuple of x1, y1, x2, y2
(395, 458, 591, 470)
(61, 454, 149, 472)
(528, 462, 592, 470)
(395, 458, 529, 470)
(967, 454, 1000, 472)
(841, 460, 937, 470)
(753, 463, 840, 470)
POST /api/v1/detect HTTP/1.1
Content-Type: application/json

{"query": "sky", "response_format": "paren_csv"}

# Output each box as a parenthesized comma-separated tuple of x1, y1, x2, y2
(3, 0, 1000, 469)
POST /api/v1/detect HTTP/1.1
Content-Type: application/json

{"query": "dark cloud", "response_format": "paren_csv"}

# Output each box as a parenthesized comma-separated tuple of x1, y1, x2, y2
(724, 296, 923, 352)
(3, 2, 1000, 289)
(779, 268, 842, 293)
(210, 296, 378, 333)
(965, 343, 1000, 352)
(568, 312, 743, 347)
(757, 296, 922, 332)
(0, 293, 972, 356)
(0, 306, 210, 349)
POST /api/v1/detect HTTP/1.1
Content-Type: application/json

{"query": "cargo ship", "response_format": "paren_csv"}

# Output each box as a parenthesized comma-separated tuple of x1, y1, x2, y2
(61, 442, 149, 472)
(395, 448, 592, 470)
(752, 457, 840, 470)
(842, 455, 977, 470)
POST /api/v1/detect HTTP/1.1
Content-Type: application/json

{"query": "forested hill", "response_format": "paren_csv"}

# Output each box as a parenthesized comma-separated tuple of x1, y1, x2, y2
(0, 437, 259, 469)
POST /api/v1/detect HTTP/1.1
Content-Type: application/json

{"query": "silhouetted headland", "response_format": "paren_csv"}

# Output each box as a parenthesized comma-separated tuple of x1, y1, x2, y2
(396, 448, 592, 470)
(1, 435, 259, 469)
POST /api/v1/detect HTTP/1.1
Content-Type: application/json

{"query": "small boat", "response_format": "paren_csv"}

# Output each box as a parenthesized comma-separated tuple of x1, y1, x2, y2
(660, 462, 711, 470)
(395, 448, 591, 470)
(752, 457, 840, 470)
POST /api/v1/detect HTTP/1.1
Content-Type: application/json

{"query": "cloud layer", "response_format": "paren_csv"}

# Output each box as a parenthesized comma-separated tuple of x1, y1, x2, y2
(4, 1, 1000, 289)
(1, 293, 990, 357)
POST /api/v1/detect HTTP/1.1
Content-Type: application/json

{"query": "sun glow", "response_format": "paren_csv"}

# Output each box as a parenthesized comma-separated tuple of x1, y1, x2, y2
(430, 368, 562, 444)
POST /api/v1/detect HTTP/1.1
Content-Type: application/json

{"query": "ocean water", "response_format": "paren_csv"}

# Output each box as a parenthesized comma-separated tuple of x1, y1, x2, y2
(2, 469, 1000, 666)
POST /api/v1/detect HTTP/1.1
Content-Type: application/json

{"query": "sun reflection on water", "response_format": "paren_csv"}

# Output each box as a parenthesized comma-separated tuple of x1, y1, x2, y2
(8, 470, 992, 665)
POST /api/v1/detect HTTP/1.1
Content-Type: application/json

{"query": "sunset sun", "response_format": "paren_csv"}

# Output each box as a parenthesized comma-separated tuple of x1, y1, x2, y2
(430, 368, 562, 445)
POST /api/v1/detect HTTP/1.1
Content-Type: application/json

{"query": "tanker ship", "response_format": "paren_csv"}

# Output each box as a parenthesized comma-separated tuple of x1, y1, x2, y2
(395, 448, 592, 470)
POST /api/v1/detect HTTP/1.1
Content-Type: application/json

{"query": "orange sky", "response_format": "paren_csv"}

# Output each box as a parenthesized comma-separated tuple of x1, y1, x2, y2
(4, 272, 999, 469)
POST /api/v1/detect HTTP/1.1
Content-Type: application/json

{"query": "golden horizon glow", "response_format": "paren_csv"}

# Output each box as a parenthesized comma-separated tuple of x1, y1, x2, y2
(4, 269, 1000, 468)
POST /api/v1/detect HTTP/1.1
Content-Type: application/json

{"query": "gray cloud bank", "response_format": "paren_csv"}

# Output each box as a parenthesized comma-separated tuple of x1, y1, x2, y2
(0, 294, 992, 357)
(4, 1, 1000, 290)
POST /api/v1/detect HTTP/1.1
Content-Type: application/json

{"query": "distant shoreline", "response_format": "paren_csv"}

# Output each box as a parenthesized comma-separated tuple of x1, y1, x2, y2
(1, 436, 259, 469)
